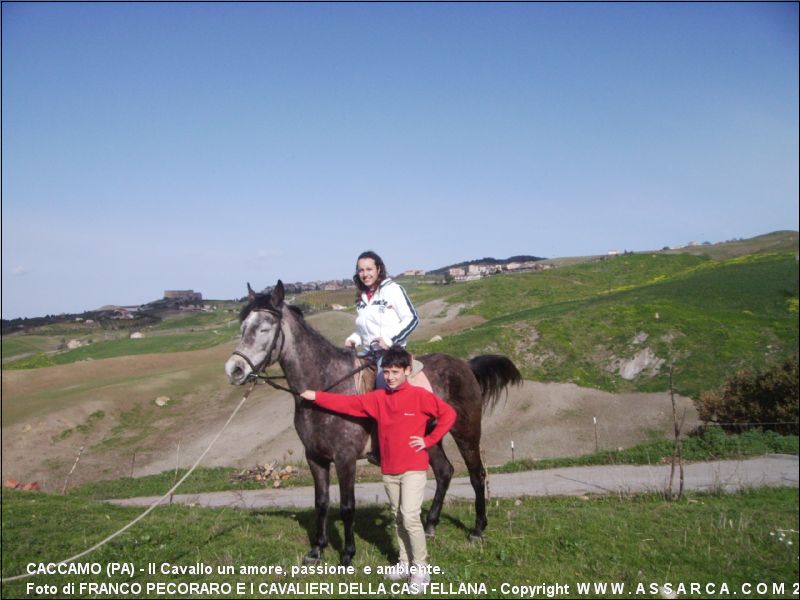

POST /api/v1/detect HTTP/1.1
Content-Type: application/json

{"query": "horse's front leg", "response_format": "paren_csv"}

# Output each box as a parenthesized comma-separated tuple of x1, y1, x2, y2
(304, 455, 331, 565)
(334, 457, 358, 566)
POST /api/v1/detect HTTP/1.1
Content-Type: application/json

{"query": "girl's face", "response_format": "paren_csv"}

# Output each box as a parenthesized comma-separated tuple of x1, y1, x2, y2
(357, 258, 380, 289)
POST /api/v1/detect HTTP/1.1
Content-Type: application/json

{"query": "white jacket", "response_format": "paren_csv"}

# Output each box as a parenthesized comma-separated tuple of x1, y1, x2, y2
(346, 278, 419, 349)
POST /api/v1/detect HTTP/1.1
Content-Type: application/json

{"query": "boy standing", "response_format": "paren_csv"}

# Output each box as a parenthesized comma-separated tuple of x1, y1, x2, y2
(300, 345, 456, 593)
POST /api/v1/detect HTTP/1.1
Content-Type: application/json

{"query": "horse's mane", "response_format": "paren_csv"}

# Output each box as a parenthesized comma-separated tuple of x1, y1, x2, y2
(239, 293, 277, 321)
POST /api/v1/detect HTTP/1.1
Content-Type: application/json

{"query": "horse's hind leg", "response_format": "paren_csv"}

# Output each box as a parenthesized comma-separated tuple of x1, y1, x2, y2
(453, 435, 488, 541)
(304, 455, 331, 565)
(424, 442, 453, 538)
(334, 459, 357, 567)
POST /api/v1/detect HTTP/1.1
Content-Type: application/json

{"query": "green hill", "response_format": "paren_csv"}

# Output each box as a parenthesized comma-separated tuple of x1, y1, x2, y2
(410, 245, 798, 398)
(4, 232, 798, 400)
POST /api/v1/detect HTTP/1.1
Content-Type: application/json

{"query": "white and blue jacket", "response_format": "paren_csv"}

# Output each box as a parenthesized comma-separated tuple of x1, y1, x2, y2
(346, 278, 419, 349)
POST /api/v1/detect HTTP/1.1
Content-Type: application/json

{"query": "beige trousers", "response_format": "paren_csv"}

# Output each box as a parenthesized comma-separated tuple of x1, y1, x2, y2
(382, 470, 428, 566)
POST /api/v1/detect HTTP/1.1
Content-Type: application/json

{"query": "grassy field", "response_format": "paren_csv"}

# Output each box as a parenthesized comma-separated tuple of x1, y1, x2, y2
(494, 427, 799, 473)
(1, 335, 56, 359)
(660, 231, 799, 260)
(2, 303, 241, 371)
(411, 250, 799, 398)
(2, 487, 797, 598)
(4, 329, 237, 370)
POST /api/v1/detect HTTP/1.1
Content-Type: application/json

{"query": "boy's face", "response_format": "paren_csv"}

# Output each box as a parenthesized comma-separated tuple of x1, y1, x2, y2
(383, 365, 412, 389)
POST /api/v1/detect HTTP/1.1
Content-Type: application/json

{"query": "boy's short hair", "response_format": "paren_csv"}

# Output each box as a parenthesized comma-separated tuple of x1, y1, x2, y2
(382, 345, 412, 369)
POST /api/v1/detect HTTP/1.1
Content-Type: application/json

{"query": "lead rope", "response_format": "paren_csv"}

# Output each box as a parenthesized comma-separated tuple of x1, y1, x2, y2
(1, 382, 256, 584)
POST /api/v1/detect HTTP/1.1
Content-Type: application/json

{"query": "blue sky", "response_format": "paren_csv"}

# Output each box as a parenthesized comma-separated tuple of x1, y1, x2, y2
(2, 2, 798, 318)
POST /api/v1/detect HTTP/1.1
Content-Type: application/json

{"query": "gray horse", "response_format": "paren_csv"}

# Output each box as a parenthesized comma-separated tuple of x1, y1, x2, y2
(225, 281, 521, 566)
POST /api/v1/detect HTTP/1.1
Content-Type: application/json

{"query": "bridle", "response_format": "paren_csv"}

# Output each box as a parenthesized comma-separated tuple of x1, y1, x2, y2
(232, 309, 284, 373)
(231, 306, 374, 395)
(231, 307, 291, 390)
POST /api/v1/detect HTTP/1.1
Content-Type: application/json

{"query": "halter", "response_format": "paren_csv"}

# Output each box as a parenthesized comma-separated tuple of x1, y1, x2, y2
(231, 307, 286, 381)
(231, 307, 375, 395)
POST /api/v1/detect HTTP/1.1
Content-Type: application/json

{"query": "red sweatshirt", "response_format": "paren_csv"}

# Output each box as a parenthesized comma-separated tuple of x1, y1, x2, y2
(314, 381, 457, 475)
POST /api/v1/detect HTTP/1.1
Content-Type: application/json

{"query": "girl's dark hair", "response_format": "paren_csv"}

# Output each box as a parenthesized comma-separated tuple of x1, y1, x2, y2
(353, 250, 389, 294)
(382, 345, 412, 369)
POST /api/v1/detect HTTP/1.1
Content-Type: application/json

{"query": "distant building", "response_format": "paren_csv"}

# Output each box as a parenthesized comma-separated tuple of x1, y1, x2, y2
(449, 268, 466, 277)
(164, 290, 203, 302)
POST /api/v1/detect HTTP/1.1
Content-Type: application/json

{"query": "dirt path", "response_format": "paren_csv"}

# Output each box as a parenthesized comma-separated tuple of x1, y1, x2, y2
(110, 455, 799, 509)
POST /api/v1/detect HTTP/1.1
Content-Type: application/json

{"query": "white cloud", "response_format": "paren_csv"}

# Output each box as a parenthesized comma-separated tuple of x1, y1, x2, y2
(12, 265, 28, 276)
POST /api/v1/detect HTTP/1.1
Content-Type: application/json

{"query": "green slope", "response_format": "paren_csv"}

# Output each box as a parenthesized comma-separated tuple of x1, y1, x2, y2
(411, 251, 798, 398)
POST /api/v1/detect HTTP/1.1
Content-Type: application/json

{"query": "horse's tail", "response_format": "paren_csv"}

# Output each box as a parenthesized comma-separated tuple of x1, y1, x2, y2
(469, 355, 522, 412)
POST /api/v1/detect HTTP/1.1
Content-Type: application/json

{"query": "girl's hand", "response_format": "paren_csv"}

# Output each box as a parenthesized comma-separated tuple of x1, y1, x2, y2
(409, 436, 426, 452)
(300, 390, 316, 401)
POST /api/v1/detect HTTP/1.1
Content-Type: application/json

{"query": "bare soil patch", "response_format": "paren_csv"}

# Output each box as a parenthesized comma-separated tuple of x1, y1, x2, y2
(473, 381, 698, 467)
(411, 299, 485, 341)
(2, 352, 698, 492)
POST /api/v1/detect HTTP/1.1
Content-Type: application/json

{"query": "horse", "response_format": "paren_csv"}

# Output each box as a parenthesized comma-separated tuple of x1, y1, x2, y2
(224, 280, 521, 566)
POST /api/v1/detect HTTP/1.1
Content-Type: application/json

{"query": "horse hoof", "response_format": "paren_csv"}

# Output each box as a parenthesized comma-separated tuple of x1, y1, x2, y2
(340, 556, 353, 567)
(468, 532, 484, 543)
(424, 527, 436, 539)
(303, 554, 321, 566)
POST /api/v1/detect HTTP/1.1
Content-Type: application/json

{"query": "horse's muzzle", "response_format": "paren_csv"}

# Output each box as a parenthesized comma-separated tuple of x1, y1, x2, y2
(225, 355, 252, 385)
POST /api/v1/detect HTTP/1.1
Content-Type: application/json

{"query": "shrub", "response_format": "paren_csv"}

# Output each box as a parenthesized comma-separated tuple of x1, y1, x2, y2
(696, 354, 799, 434)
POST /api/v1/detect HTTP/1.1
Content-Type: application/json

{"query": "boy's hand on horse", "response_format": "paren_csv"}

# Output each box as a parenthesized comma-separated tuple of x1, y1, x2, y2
(300, 390, 316, 401)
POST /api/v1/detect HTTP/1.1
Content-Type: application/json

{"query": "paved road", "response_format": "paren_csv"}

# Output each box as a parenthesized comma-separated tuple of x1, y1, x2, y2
(110, 454, 798, 510)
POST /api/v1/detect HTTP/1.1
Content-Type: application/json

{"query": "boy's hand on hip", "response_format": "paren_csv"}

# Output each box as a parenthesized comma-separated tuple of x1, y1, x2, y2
(409, 436, 426, 452)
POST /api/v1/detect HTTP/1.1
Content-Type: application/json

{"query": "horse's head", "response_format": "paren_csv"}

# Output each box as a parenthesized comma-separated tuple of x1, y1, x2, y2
(225, 280, 286, 385)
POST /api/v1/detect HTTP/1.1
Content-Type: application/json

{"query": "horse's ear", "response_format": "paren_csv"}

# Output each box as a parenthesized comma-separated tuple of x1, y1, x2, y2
(271, 280, 285, 306)
(247, 282, 257, 301)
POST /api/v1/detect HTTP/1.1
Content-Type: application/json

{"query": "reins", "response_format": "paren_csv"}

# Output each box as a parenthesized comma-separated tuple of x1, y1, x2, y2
(255, 359, 375, 395)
